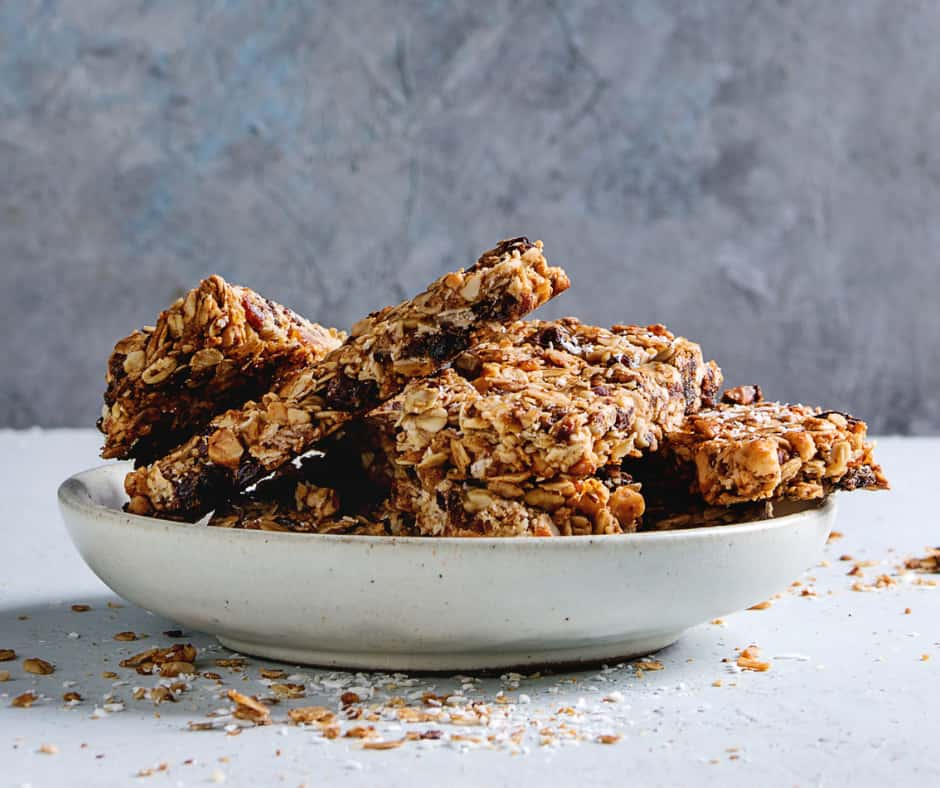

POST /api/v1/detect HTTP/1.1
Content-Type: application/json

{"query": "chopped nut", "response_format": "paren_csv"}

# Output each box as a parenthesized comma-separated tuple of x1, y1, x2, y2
(63, 691, 83, 703)
(259, 668, 285, 680)
(23, 657, 54, 675)
(270, 683, 305, 699)
(11, 691, 37, 708)
(227, 689, 271, 726)
(158, 661, 195, 677)
(0, 649, 15, 662)
(113, 631, 138, 642)
(287, 706, 335, 725)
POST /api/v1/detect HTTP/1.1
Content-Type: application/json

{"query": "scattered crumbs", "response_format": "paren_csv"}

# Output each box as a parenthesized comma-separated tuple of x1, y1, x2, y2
(839, 554, 854, 562)
(17, 615, 29, 621)
(736, 645, 771, 673)
(710, 619, 725, 626)
(818, 560, 831, 567)
(747, 601, 772, 610)
(0, 670, 10, 682)
(596, 734, 621, 744)
(63, 691, 83, 703)
(70, 604, 91, 613)
(905, 549, 940, 574)
(113, 632, 138, 642)
(711, 680, 722, 687)
(37, 743, 58, 755)
(107, 602, 124, 609)
(905, 608, 913, 615)
(0, 648, 17, 662)
(102, 672, 119, 679)
(921, 654, 931, 662)
(827, 530, 844, 542)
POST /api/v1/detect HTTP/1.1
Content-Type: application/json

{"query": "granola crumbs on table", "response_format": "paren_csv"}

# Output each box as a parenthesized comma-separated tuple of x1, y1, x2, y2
(736, 646, 771, 672)
(23, 657, 55, 675)
(11, 691, 37, 708)
(228, 689, 272, 725)
(0, 648, 15, 662)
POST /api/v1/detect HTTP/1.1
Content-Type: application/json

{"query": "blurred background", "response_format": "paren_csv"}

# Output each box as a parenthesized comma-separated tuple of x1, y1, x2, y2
(1, 1, 937, 433)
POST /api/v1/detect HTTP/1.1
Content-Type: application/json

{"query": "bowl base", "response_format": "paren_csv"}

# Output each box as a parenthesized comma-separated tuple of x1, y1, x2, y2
(216, 631, 683, 673)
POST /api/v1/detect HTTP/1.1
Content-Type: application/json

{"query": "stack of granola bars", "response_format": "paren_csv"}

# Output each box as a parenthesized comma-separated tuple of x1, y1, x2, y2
(99, 238, 887, 536)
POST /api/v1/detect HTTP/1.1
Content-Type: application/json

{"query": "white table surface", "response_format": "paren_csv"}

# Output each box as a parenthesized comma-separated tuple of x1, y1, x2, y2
(0, 430, 936, 788)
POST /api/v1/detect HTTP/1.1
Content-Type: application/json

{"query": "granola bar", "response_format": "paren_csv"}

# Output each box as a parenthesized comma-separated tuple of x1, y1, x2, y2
(125, 238, 570, 517)
(100, 275, 345, 462)
(366, 320, 721, 487)
(656, 401, 888, 505)
(381, 468, 645, 537)
(209, 496, 392, 535)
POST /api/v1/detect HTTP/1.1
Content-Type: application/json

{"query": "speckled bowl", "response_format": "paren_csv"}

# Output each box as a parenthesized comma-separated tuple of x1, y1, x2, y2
(59, 463, 837, 672)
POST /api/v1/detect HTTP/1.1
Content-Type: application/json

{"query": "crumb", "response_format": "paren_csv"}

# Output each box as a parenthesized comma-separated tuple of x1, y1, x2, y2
(736, 645, 771, 672)
(904, 608, 912, 615)
(71, 604, 91, 612)
(747, 601, 772, 610)
(921, 654, 930, 662)
(597, 734, 621, 744)
(0, 670, 10, 682)
(712, 680, 723, 687)
(113, 632, 138, 642)
(23, 657, 55, 675)
(38, 743, 58, 754)
(827, 531, 844, 542)
(11, 691, 37, 708)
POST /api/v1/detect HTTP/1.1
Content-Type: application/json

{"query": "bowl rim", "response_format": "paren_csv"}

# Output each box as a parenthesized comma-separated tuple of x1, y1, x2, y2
(59, 463, 837, 547)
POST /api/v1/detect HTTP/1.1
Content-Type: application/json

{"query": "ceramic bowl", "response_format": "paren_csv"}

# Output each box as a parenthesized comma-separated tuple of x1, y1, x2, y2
(58, 463, 836, 672)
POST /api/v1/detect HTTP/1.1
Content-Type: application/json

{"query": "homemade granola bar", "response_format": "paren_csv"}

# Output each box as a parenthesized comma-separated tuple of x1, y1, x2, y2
(209, 495, 392, 535)
(656, 401, 888, 505)
(382, 467, 645, 537)
(100, 276, 344, 462)
(365, 320, 721, 488)
(125, 238, 570, 517)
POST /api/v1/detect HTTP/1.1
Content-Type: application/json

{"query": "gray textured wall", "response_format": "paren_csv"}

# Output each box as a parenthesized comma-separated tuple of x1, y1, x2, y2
(1, 1, 938, 434)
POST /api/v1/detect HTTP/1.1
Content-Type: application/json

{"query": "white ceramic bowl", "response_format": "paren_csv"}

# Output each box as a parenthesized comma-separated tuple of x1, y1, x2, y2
(59, 463, 836, 672)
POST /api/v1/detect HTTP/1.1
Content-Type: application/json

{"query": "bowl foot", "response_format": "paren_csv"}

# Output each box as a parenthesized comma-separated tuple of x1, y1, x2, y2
(216, 631, 683, 673)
